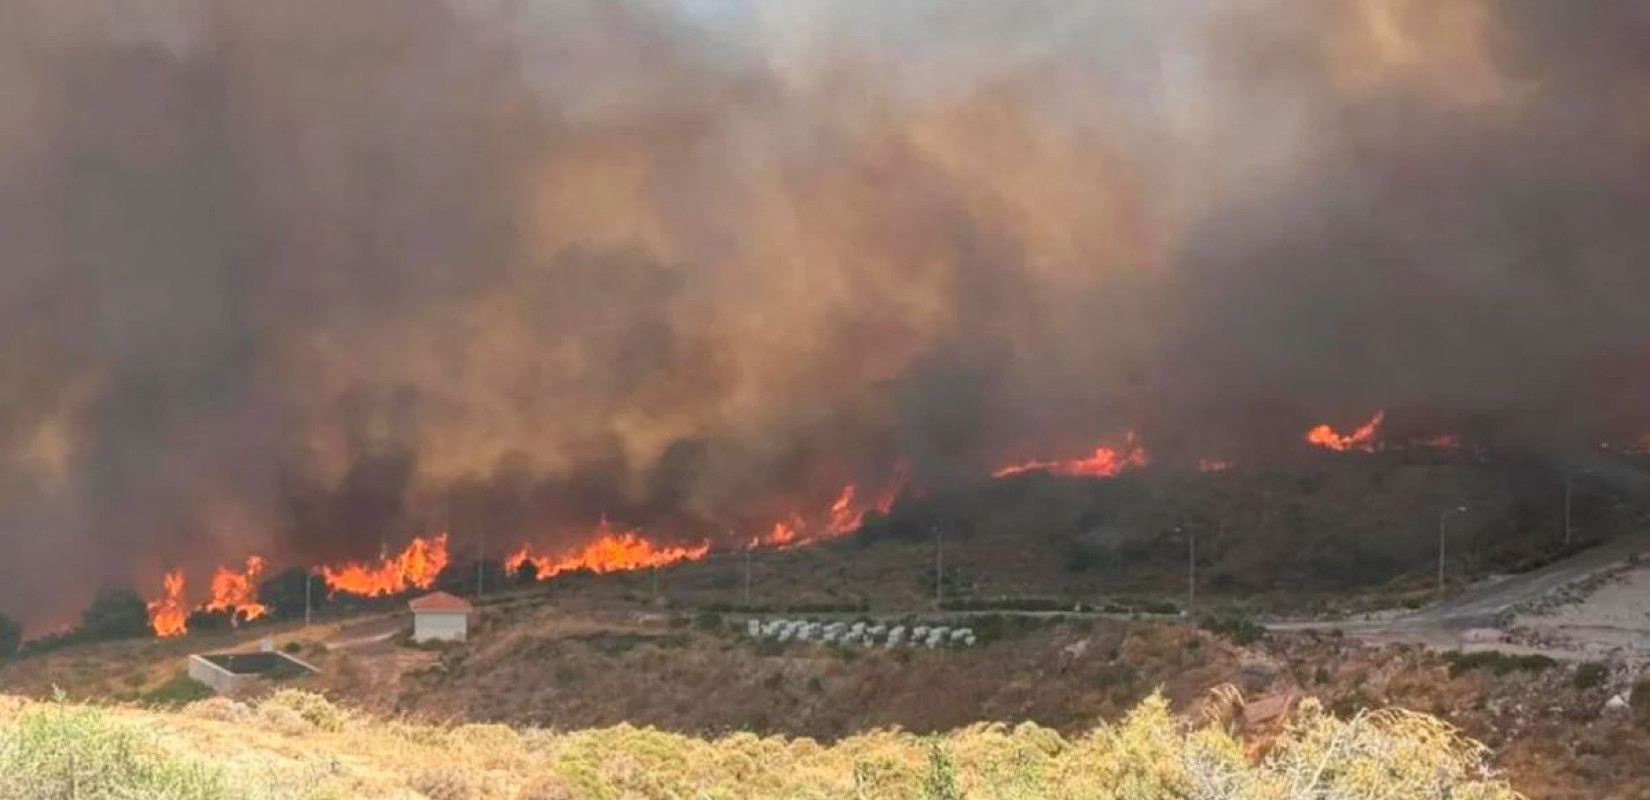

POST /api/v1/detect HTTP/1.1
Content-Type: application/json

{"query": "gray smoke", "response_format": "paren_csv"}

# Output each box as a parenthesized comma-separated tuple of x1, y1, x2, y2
(0, 0, 1646, 627)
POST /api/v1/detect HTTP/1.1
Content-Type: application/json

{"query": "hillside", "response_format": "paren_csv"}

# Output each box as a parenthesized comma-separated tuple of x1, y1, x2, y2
(5, 452, 1650, 798)
(613, 449, 1650, 616)
(0, 689, 1524, 800)
(6, 606, 1650, 799)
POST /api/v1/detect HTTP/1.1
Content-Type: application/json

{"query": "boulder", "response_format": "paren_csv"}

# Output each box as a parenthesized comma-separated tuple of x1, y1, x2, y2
(1239, 659, 1282, 692)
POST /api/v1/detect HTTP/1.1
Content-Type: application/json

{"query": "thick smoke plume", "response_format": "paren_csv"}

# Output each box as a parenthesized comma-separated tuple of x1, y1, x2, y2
(1, 0, 1647, 625)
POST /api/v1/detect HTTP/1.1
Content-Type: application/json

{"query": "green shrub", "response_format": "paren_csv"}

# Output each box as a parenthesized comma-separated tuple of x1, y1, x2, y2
(968, 613, 1049, 645)
(921, 742, 963, 800)
(140, 673, 215, 708)
(0, 700, 232, 799)
(79, 589, 151, 641)
(695, 610, 724, 632)
(937, 596, 1067, 613)
(0, 613, 20, 660)
(261, 689, 350, 732)
(1444, 651, 1557, 678)
(1631, 679, 1650, 730)
(1572, 662, 1610, 690)
(1200, 614, 1266, 646)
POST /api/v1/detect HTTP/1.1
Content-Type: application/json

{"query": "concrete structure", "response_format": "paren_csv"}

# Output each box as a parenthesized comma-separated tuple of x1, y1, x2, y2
(187, 651, 319, 695)
(1241, 692, 1298, 728)
(410, 591, 474, 642)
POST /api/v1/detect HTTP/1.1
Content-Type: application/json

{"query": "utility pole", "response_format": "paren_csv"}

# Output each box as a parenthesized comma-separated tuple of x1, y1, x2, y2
(1439, 506, 1468, 596)
(477, 530, 487, 599)
(304, 570, 313, 627)
(1187, 529, 1196, 619)
(1564, 469, 1596, 549)
(743, 546, 752, 606)
(933, 525, 943, 608)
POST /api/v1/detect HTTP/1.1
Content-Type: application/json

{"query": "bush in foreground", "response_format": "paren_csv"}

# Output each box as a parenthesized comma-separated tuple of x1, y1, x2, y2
(0, 698, 232, 799)
(0, 691, 1524, 799)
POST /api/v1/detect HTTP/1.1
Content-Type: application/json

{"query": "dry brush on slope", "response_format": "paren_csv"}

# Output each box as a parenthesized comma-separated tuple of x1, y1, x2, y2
(0, 689, 1522, 800)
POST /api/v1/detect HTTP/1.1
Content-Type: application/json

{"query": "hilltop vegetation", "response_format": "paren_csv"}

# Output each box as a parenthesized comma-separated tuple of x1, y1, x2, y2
(0, 690, 1522, 800)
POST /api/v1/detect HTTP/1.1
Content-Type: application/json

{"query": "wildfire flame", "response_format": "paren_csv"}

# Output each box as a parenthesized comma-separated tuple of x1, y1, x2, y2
(321, 534, 450, 597)
(141, 467, 914, 635)
(203, 556, 269, 626)
(145, 536, 448, 638)
(1306, 411, 1385, 452)
(507, 521, 711, 580)
(748, 469, 908, 551)
(146, 570, 189, 638)
(993, 432, 1150, 479)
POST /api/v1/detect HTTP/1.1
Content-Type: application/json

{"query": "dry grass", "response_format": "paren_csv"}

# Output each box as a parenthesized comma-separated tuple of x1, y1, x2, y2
(0, 689, 1523, 800)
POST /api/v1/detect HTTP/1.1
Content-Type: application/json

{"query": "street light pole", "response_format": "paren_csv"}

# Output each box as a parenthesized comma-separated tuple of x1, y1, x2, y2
(1438, 506, 1468, 596)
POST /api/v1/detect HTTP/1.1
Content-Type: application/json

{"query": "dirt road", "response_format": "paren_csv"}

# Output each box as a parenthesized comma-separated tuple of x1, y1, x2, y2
(1268, 532, 1650, 641)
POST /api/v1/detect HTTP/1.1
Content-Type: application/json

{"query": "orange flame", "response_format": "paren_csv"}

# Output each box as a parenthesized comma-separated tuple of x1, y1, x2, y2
(874, 461, 910, 514)
(751, 516, 804, 550)
(321, 534, 450, 597)
(203, 556, 269, 625)
(993, 432, 1149, 479)
(746, 467, 909, 551)
(146, 570, 189, 638)
(1306, 411, 1385, 452)
(507, 521, 711, 580)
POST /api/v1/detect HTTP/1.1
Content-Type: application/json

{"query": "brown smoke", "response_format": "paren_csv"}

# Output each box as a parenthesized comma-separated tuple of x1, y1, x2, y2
(0, 0, 1647, 626)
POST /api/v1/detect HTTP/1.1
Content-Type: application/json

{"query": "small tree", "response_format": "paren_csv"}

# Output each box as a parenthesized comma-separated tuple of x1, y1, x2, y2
(436, 559, 507, 596)
(258, 566, 317, 620)
(515, 560, 540, 585)
(0, 613, 21, 660)
(80, 589, 150, 641)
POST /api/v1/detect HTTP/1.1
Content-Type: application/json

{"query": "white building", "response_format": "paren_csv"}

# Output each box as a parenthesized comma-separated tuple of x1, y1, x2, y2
(409, 591, 474, 642)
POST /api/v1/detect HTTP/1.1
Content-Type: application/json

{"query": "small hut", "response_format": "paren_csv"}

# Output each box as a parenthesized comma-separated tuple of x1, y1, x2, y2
(409, 591, 474, 643)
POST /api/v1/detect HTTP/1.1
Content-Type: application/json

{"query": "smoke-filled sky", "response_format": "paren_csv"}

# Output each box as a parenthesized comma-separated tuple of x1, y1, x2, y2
(1, 0, 1647, 626)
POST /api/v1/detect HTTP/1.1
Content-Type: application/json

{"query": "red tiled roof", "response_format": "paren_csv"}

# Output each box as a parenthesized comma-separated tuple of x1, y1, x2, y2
(408, 591, 474, 613)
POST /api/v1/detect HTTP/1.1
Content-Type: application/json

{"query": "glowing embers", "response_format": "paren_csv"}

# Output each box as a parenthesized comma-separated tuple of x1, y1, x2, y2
(507, 520, 710, 581)
(320, 534, 450, 598)
(993, 432, 1149, 479)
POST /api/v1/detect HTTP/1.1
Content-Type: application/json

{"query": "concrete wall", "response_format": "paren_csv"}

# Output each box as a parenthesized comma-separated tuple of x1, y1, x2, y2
(187, 655, 252, 695)
(413, 611, 468, 642)
(188, 651, 320, 695)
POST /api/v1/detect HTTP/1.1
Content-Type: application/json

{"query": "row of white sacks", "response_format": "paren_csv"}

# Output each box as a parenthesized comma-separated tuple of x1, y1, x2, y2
(746, 619, 977, 648)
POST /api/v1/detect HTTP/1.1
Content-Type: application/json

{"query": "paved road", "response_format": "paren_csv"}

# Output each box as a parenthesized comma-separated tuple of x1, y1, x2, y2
(1268, 532, 1650, 634)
